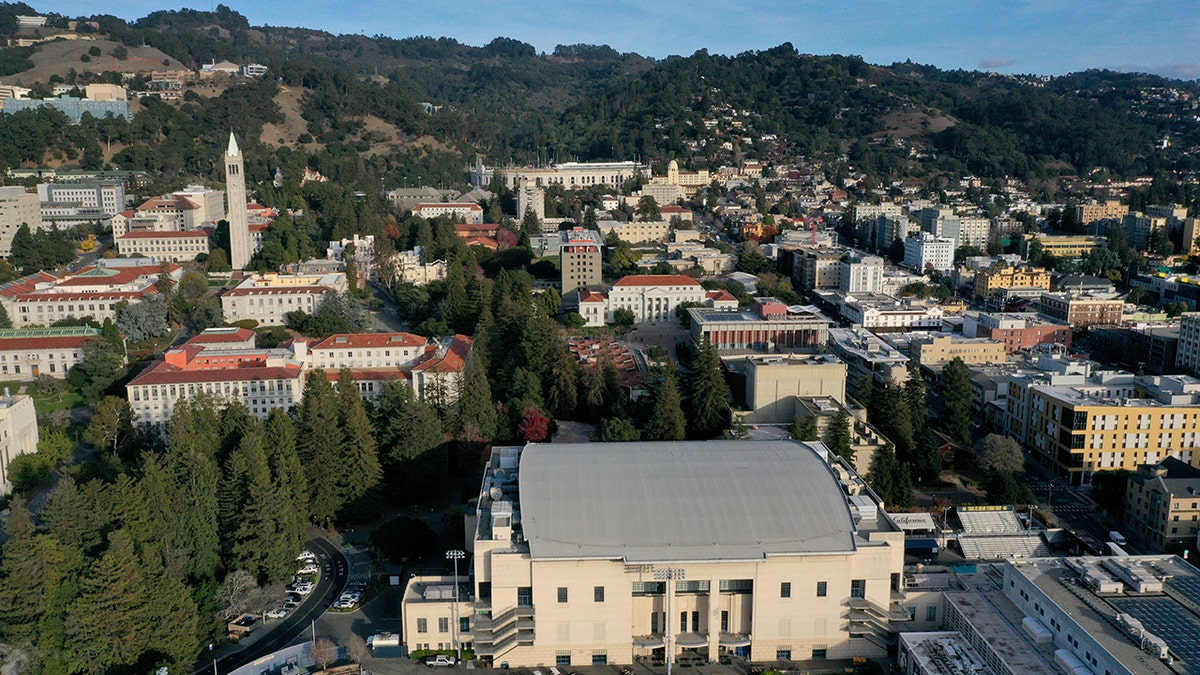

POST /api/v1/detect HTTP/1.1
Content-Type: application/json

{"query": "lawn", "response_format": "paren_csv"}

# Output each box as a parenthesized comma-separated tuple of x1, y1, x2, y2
(28, 384, 85, 415)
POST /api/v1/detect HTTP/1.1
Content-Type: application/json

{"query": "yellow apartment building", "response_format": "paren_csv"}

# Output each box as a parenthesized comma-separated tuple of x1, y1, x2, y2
(973, 265, 1051, 299)
(909, 335, 1007, 368)
(1124, 458, 1200, 551)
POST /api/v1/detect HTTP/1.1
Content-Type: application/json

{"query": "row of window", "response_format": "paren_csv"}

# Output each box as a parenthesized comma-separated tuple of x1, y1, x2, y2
(415, 617, 470, 633)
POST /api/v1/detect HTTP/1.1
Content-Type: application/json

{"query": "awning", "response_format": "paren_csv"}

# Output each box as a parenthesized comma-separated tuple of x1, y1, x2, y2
(675, 633, 708, 648)
(633, 636, 665, 649)
(719, 633, 752, 647)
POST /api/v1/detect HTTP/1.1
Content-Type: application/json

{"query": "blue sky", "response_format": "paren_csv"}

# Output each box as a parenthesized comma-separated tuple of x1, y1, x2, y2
(30, 0, 1200, 79)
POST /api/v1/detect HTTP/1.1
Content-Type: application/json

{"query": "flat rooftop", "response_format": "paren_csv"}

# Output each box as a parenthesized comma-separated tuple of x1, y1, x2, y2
(517, 440, 885, 562)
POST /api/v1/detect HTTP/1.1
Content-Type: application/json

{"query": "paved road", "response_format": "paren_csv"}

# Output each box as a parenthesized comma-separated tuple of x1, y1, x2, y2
(194, 538, 348, 674)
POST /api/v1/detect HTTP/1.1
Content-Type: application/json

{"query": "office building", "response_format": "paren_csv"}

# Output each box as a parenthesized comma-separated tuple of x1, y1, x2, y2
(904, 233, 954, 274)
(961, 312, 1072, 354)
(0, 186, 42, 256)
(220, 272, 348, 326)
(471, 160, 648, 190)
(688, 299, 829, 352)
(1038, 292, 1124, 328)
(908, 335, 1007, 368)
(560, 228, 603, 298)
(402, 440, 906, 666)
(37, 180, 125, 215)
(735, 353, 847, 424)
(116, 230, 210, 262)
(0, 326, 102, 380)
(1, 259, 180, 328)
(1124, 458, 1200, 551)
(3, 97, 130, 122)
(973, 265, 1051, 300)
(826, 326, 910, 394)
(1020, 234, 1105, 259)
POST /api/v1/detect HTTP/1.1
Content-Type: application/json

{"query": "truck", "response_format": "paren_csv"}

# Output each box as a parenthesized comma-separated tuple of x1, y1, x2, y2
(425, 655, 457, 667)
(367, 633, 400, 649)
(1108, 531, 1127, 546)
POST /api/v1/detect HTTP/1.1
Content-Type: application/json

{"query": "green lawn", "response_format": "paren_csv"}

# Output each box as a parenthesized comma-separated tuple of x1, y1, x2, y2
(28, 385, 85, 415)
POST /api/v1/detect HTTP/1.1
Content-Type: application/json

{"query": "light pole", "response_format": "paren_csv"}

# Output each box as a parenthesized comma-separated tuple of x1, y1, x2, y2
(654, 568, 685, 675)
(447, 549, 466, 661)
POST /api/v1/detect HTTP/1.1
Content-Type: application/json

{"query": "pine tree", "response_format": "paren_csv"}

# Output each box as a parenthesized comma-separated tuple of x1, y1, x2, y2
(336, 369, 383, 520)
(264, 408, 308, 572)
(940, 357, 973, 445)
(227, 425, 290, 578)
(164, 397, 222, 583)
(903, 367, 927, 434)
(376, 381, 444, 466)
(296, 371, 343, 525)
(914, 427, 944, 482)
(455, 349, 498, 442)
(686, 339, 730, 439)
(0, 302, 12, 329)
(825, 408, 855, 462)
(868, 444, 901, 507)
(792, 413, 819, 442)
(642, 365, 686, 441)
(544, 342, 578, 419)
(0, 496, 44, 644)
(64, 529, 150, 673)
(139, 551, 201, 669)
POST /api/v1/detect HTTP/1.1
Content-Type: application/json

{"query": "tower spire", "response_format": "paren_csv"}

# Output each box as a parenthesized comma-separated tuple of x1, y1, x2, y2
(227, 130, 240, 157)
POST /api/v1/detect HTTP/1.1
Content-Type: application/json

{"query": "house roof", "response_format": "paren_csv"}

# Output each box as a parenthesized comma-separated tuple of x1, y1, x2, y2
(517, 440, 857, 561)
(414, 202, 482, 211)
(310, 332, 427, 350)
(0, 335, 97, 351)
(579, 290, 608, 303)
(129, 362, 301, 386)
(222, 285, 331, 297)
(705, 289, 736, 302)
(186, 328, 255, 345)
(613, 274, 701, 287)
(412, 334, 471, 373)
(0, 272, 57, 299)
(322, 369, 408, 382)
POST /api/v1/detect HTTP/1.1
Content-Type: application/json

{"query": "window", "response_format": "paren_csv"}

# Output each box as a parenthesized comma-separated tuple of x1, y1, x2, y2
(651, 612, 659, 634)
(680, 611, 687, 632)
(594, 586, 605, 602)
(816, 581, 828, 597)
(518, 587, 532, 606)
(417, 618, 428, 633)
(438, 617, 449, 633)
(720, 611, 729, 632)
(780, 582, 791, 598)
(591, 654, 607, 666)
(556, 655, 571, 667)
(460, 617, 469, 632)
(811, 647, 827, 660)
(926, 606, 937, 622)
(558, 587, 568, 603)
(776, 649, 791, 661)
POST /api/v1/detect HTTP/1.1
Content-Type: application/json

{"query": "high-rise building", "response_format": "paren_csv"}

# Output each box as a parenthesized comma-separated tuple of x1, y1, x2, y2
(560, 228, 603, 299)
(225, 132, 252, 270)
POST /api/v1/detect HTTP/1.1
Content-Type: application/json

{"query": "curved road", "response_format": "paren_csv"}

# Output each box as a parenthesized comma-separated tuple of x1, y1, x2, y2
(195, 538, 349, 674)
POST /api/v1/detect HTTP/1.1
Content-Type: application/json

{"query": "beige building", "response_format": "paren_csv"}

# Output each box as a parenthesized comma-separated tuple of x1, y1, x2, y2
(1039, 292, 1123, 328)
(220, 272, 348, 326)
(737, 353, 846, 424)
(0, 186, 42, 256)
(0, 393, 39, 495)
(116, 230, 210, 262)
(1123, 458, 1200, 552)
(1021, 234, 1105, 259)
(402, 440, 906, 667)
(412, 202, 484, 224)
(598, 220, 673, 245)
(2, 260, 181, 328)
(973, 265, 1051, 299)
(1075, 199, 1128, 225)
(560, 228, 603, 298)
(909, 335, 1007, 368)
(0, 326, 100, 380)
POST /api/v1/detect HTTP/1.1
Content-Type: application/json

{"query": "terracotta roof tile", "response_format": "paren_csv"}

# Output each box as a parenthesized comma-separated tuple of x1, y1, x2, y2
(613, 274, 701, 287)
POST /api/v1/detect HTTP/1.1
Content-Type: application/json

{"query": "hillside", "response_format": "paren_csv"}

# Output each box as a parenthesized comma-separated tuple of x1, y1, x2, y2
(0, 4, 1199, 188)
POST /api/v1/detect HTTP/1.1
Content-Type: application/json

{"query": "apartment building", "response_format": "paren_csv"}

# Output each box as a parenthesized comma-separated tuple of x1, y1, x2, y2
(1039, 292, 1124, 328)
(116, 230, 210, 262)
(1020, 234, 1105, 259)
(1075, 199, 1128, 224)
(827, 326, 910, 393)
(904, 233, 954, 273)
(560, 228, 603, 298)
(0, 186, 42, 256)
(794, 247, 844, 292)
(220, 272, 348, 326)
(127, 339, 307, 426)
(1123, 212, 1169, 250)
(839, 253, 885, 294)
(0, 326, 102, 380)
(908, 335, 1007, 368)
(973, 265, 1051, 300)
(1124, 458, 1200, 551)
(1178, 313, 1200, 376)
(402, 440, 905, 666)
(597, 220, 672, 245)
(962, 312, 1072, 354)
(0, 394, 38, 495)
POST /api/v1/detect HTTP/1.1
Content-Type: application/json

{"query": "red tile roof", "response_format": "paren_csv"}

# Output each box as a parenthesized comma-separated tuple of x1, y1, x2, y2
(56, 264, 173, 287)
(0, 335, 96, 351)
(613, 274, 701, 287)
(310, 332, 427, 350)
(187, 328, 256, 344)
(129, 363, 302, 386)
(414, 202, 482, 211)
(0, 272, 58, 299)
(14, 289, 155, 303)
(412, 334, 471, 373)
(705, 289, 736, 302)
(579, 290, 608, 303)
(118, 230, 209, 240)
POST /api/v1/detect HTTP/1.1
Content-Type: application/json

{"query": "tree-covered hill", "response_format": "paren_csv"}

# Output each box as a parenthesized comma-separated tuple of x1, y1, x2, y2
(2, 3, 1200, 185)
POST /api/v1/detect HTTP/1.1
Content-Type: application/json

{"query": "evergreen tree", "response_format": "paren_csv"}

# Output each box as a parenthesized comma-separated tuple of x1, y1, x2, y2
(594, 417, 640, 442)
(792, 413, 819, 442)
(455, 348, 498, 442)
(903, 366, 927, 434)
(641, 365, 686, 441)
(336, 369, 383, 519)
(41, 477, 110, 559)
(8, 223, 35, 273)
(163, 397, 222, 584)
(375, 381, 443, 466)
(824, 408, 854, 462)
(64, 529, 150, 673)
(940, 357, 973, 445)
(139, 551, 201, 669)
(544, 341, 578, 419)
(67, 319, 127, 402)
(914, 427, 944, 482)
(686, 339, 730, 439)
(264, 408, 308, 563)
(0, 496, 45, 645)
(296, 371, 343, 525)
(0, 301, 11, 329)
(868, 444, 902, 507)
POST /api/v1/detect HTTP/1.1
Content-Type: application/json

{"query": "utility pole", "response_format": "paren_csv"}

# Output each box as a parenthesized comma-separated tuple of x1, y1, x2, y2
(447, 549, 466, 661)
(654, 568, 685, 675)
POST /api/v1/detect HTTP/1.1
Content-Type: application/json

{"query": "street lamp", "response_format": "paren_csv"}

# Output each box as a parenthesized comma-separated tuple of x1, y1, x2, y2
(446, 549, 466, 661)
(654, 568, 685, 675)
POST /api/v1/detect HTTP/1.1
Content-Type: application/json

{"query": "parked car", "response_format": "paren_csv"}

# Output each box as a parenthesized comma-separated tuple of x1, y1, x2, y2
(426, 655, 456, 667)
(294, 584, 314, 596)
(295, 551, 317, 562)
(266, 606, 288, 619)
(297, 564, 320, 575)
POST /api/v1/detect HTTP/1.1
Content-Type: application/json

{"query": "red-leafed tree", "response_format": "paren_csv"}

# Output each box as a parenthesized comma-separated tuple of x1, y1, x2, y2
(518, 406, 549, 443)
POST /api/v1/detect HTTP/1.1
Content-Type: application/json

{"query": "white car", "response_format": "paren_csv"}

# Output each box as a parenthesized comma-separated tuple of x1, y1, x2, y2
(266, 607, 288, 619)
(295, 551, 317, 562)
(297, 564, 320, 575)
(294, 584, 315, 596)
(333, 599, 357, 609)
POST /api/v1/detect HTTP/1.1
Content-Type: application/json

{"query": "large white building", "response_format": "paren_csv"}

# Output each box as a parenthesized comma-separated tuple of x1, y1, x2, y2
(472, 160, 648, 190)
(402, 440, 906, 666)
(0, 186, 42, 256)
(220, 272, 348, 326)
(839, 252, 885, 294)
(0, 260, 181, 328)
(412, 202, 484, 224)
(0, 393, 38, 495)
(579, 274, 738, 327)
(115, 230, 210, 262)
(0, 326, 101, 380)
(37, 180, 125, 215)
(904, 233, 954, 274)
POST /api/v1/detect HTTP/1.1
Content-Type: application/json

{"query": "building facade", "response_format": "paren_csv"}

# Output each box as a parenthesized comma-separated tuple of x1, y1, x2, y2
(909, 335, 1007, 368)
(0, 326, 101, 380)
(1124, 458, 1200, 551)
(116, 230, 210, 262)
(412, 202, 484, 224)
(220, 272, 348, 326)
(225, 132, 253, 270)
(903, 233, 954, 273)
(1039, 293, 1124, 328)
(973, 265, 1051, 300)
(689, 299, 830, 352)
(402, 440, 905, 667)
(0, 186, 42, 256)
(962, 312, 1072, 354)
(560, 229, 604, 298)
(0, 394, 38, 495)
